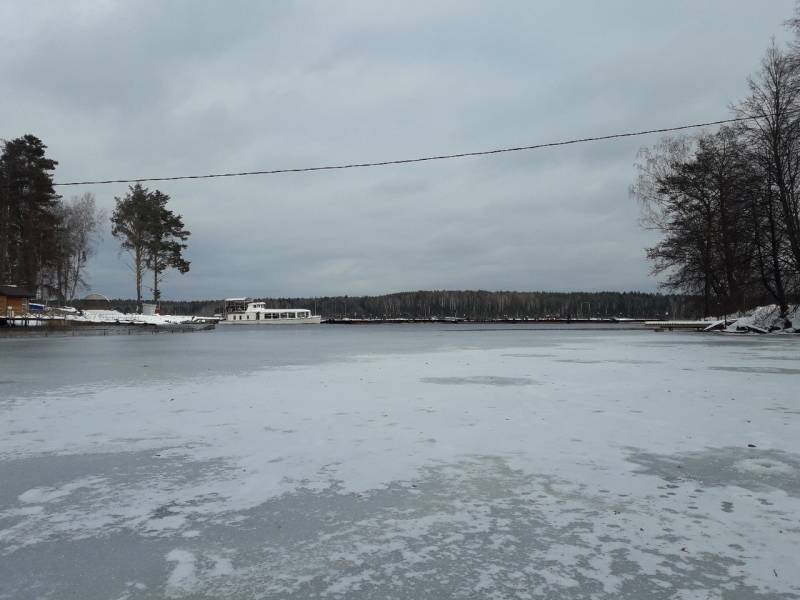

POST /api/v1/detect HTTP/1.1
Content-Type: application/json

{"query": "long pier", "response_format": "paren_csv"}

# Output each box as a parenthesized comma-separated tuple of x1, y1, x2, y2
(644, 320, 730, 331)
(323, 317, 652, 325)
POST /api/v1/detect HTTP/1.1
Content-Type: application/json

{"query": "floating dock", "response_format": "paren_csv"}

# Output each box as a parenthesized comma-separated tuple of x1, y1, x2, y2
(644, 320, 731, 332)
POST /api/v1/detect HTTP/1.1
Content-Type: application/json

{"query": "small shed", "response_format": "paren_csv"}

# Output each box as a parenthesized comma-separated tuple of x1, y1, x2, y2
(0, 285, 34, 317)
(82, 292, 112, 310)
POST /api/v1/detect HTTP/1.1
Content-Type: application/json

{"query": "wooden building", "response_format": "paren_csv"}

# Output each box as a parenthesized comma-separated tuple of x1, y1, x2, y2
(0, 285, 34, 317)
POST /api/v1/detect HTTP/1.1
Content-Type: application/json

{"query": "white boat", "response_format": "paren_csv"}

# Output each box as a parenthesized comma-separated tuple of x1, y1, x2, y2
(221, 298, 322, 324)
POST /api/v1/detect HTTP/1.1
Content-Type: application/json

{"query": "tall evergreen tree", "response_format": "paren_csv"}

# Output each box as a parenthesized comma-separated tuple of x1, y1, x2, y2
(0, 134, 60, 289)
(145, 190, 190, 302)
(111, 183, 155, 312)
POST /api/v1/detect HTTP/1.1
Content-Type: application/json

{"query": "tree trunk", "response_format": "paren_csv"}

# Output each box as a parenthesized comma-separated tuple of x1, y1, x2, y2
(771, 159, 800, 273)
(766, 190, 788, 315)
(153, 261, 160, 304)
(0, 181, 8, 283)
(135, 245, 143, 313)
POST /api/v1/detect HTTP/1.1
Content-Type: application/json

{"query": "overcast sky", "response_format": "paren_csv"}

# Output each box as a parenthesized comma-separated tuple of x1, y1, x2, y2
(1, 1, 796, 299)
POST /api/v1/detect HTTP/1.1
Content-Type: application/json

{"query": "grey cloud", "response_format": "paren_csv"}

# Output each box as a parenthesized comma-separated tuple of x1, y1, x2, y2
(1, 0, 794, 299)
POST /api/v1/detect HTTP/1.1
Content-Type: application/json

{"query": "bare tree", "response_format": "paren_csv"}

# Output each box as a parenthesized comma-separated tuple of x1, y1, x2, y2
(737, 43, 800, 282)
(56, 193, 104, 300)
(632, 129, 760, 316)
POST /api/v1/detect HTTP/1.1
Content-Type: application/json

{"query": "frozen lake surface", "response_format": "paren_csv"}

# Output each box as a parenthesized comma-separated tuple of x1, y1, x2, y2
(0, 325, 798, 599)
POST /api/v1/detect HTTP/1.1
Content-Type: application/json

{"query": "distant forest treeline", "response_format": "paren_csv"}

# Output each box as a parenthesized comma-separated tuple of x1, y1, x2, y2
(75, 290, 698, 320)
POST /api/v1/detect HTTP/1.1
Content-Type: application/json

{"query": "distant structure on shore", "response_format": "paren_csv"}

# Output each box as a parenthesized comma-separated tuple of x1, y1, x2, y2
(0, 285, 34, 318)
(82, 292, 112, 311)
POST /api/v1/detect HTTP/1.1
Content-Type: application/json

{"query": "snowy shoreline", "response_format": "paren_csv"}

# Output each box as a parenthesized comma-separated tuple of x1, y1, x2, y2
(0, 309, 218, 335)
(721, 304, 800, 334)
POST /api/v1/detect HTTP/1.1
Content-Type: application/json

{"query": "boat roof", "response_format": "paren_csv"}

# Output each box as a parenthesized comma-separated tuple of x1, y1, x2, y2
(248, 306, 310, 312)
(224, 297, 251, 302)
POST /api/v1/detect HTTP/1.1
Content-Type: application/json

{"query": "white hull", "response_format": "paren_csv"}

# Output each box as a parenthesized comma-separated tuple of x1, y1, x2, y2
(222, 315, 322, 325)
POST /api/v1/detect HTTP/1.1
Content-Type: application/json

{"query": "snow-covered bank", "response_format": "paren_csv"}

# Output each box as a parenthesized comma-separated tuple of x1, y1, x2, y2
(724, 304, 800, 333)
(8, 308, 215, 327)
(76, 309, 214, 326)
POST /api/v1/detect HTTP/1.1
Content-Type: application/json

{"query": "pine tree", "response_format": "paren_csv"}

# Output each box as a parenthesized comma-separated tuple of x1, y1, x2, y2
(145, 190, 190, 303)
(111, 183, 156, 312)
(0, 134, 60, 289)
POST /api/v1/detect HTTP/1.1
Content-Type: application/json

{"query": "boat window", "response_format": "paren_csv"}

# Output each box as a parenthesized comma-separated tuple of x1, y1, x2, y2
(256, 312, 260, 320)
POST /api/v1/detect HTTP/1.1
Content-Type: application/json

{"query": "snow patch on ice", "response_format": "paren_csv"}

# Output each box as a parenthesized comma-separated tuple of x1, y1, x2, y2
(208, 554, 235, 577)
(18, 476, 105, 504)
(165, 549, 198, 597)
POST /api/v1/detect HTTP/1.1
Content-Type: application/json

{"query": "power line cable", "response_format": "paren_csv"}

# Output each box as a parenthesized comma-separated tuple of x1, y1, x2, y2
(52, 113, 768, 187)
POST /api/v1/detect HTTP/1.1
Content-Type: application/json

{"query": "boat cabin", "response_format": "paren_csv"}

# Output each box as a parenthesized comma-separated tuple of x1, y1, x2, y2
(224, 297, 252, 315)
(223, 298, 317, 323)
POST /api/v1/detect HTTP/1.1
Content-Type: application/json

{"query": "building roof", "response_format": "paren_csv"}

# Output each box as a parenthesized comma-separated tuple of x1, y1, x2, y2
(84, 292, 111, 302)
(0, 285, 35, 298)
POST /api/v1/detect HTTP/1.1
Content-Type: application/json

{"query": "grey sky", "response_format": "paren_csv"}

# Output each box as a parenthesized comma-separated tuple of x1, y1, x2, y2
(1, 1, 795, 299)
